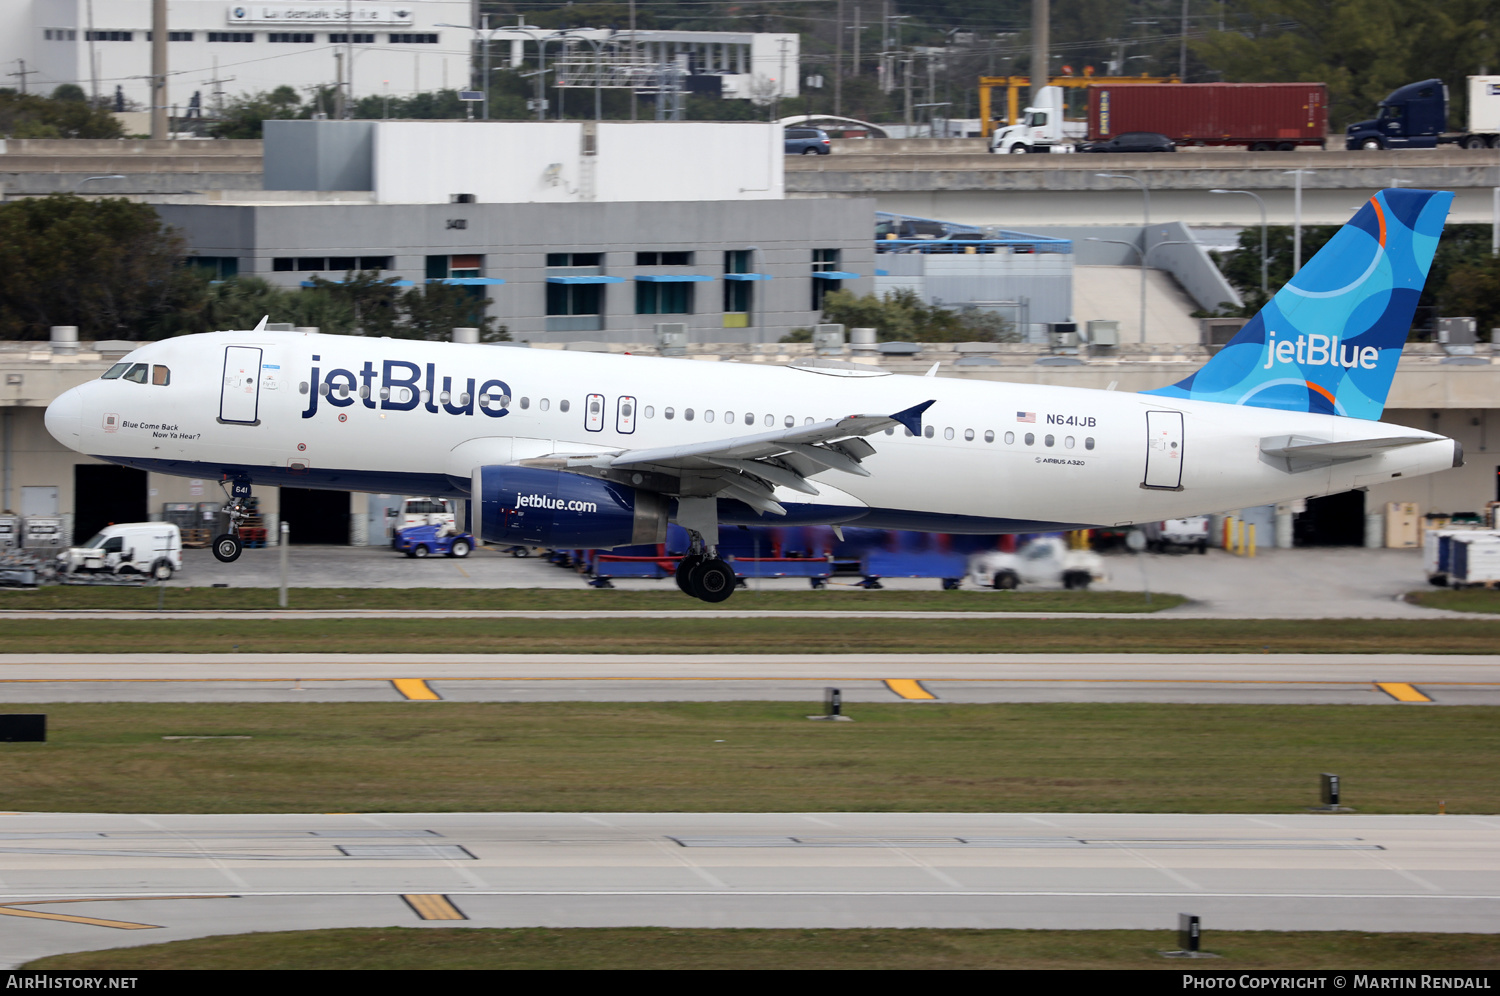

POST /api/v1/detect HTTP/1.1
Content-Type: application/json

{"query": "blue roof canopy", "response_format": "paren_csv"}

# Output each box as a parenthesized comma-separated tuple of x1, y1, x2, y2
(634, 274, 715, 283)
(723, 273, 773, 281)
(546, 275, 627, 285)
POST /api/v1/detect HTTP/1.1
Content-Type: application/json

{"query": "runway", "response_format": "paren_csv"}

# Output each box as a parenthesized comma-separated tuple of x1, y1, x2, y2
(0, 811, 1495, 966)
(1, 653, 1498, 705)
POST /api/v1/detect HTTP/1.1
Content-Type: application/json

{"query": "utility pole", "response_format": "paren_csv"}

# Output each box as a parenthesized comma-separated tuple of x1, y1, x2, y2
(1030, 0, 1048, 103)
(834, 0, 844, 117)
(851, 6, 861, 81)
(150, 0, 167, 139)
(345, 0, 354, 117)
(1179, 0, 1188, 81)
(87, 0, 98, 103)
(8, 60, 37, 94)
(334, 51, 345, 119)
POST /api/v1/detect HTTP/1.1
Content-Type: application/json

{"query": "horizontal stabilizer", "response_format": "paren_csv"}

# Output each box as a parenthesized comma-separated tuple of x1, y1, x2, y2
(1260, 433, 1431, 473)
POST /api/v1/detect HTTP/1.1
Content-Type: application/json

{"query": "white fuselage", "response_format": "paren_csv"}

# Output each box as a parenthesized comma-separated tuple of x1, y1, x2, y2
(44, 331, 1458, 532)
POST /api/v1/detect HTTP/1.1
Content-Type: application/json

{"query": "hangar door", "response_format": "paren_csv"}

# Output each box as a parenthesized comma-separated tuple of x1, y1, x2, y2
(279, 487, 351, 545)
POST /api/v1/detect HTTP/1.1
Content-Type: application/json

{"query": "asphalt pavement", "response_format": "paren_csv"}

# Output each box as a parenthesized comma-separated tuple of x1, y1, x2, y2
(1, 812, 1494, 968)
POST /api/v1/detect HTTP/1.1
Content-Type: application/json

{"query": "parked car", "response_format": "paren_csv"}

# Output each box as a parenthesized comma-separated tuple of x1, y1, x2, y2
(1141, 516, 1210, 553)
(394, 523, 474, 559)
(60, 522, 182, 580)
(785, 127, 832, 155)
(1076, 131, 1176, 153)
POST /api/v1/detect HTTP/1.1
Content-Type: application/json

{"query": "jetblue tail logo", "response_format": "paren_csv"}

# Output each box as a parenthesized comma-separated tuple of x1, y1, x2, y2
(1145, 188, 1452, 420)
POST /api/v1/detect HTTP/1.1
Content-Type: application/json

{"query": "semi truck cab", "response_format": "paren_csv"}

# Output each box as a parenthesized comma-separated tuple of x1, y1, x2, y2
(1346, 79, 1447, 149)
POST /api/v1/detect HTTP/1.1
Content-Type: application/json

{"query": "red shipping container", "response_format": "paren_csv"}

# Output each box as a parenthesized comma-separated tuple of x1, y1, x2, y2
(1086, 83, 1328, 149)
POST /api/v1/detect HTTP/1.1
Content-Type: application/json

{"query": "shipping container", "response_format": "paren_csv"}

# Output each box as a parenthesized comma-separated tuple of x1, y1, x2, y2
(1087, 83, 1328, 149)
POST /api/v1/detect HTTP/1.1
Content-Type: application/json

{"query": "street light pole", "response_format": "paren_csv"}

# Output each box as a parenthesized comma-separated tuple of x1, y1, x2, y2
(1285, 169, 1315, 274)
(1210, 188, 1268, 300)
(1088, 236, 1192, 344)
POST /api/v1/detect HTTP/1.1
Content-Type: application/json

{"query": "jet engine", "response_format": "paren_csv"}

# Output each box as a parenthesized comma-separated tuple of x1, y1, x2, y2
(472, 466, 668, 549)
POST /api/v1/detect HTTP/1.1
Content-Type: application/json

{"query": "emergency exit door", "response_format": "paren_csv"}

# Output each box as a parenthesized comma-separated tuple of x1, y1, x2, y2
(219, 346, 262, 425)
(1143, 410, 1184, 490)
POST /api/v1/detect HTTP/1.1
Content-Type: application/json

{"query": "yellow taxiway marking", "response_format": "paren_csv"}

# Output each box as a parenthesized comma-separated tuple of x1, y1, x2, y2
(392, 679, 442, 700)
(884, 679, 937, 700)
(0, 906, 161, 929)
(402, 894, 467, 921)
(1375, 682, 1433, 703)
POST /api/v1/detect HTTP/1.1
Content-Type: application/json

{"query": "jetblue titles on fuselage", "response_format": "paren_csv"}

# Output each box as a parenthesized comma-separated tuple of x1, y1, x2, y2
(300, 353, 513, 420)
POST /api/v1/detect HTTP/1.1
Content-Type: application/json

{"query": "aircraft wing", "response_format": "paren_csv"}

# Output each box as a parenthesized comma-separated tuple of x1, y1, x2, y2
(519, 400, 935, 515)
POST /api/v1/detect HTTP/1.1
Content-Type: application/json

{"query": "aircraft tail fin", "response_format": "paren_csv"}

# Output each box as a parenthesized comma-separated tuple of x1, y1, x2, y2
(1143, 188, 1452, 420)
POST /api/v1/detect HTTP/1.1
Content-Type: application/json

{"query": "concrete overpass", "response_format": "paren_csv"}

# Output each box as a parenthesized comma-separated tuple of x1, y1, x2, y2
(790, 142, 1500, 229)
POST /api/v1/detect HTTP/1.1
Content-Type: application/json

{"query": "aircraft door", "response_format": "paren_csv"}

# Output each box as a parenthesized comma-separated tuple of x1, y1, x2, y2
(585, 393, 605, 432)
(1142, 410, 1184, 490)
(616, 395, 636, 434)
(219, 346, 263, 425)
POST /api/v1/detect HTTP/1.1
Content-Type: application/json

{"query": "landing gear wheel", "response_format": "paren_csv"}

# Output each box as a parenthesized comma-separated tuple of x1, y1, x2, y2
(212, 534, 242, 563)
(675, 554, 704, 595)
(690, 558, 737, 603)
(150, 559, 173, 581)
(449, 539, 471, 558)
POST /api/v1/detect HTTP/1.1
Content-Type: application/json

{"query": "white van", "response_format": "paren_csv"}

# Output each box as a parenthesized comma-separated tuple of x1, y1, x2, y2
(397, 497, 456, 531)
(62, 523, 182, 580)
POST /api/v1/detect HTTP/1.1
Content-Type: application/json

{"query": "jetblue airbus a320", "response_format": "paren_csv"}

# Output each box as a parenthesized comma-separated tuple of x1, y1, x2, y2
(44, 189, 1462, 601)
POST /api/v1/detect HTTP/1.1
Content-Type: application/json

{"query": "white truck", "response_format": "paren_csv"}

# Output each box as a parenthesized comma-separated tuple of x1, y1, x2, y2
(61, 522, 182, 580)
(967, 536, 1106, 590)
(988, 87, 1085, 154)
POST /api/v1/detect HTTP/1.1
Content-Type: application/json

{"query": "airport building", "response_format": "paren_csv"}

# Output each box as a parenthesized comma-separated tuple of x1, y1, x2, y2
(3, 1, 798, 118)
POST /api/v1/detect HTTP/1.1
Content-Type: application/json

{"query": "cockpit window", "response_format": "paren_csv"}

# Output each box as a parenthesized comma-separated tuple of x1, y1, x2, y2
(122, 363, 149, 384)
(152, 365, 170, 386)
(101, 363, 130, 380)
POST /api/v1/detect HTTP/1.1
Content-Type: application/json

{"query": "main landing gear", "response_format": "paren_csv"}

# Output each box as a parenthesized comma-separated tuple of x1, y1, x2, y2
(672, 497, 735, 602)
(211, 477, 253, 564)
(675, 548, 736, 603)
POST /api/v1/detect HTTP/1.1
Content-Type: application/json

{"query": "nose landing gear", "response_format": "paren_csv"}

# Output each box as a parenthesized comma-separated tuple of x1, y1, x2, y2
(211, 477, 253, 564)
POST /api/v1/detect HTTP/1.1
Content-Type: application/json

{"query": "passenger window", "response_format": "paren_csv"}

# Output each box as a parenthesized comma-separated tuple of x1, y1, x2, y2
(745, 413, 754, 424)
(540, 399, 550, 411)
(1044, 434, 1054, 447)
(784, 415, 794, 428)
(361, 386, 371, 399)
(904, 427, 913, 437)
(1065, 436, 1075, 449)
(724, 412, 734, 424)
(644, 406, 655, 418)
(964, 429, 974, 441)
(685, 408, 695, 421)
(459, 393, 471, 406)
(804, 417, 814, 425)
(665, 407, 675, 420)
(122, 363, 148, 384)
(559, 399, 570, 413)
(299, 381, 310, 394)
(704, 409, 714, 423)
(943, 427, 954, 440)
(440, 391, 451, 404)
(520, 397, 530, 409)
(884, 426, 894, 435)
(1024, 433, 1035, 446)
(764, 415, 774, 427)
(1004, 431, 1014, 444)
(319, 383, 330, 396)
(101, 363, 129, 380)
(923, 426, 934, 438)
(380, 387, 391, 400)
(589, 399, 602, 414)
(152, 365, 170, 386)
(1085, 437, 1095, 450)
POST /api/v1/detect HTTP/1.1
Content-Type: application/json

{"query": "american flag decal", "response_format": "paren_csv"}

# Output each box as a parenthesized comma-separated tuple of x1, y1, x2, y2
(1016, 412, 1036, 423)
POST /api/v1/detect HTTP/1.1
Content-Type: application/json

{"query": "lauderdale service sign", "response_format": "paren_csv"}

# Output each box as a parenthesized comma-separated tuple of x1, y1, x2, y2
(227, 5, 415, 25)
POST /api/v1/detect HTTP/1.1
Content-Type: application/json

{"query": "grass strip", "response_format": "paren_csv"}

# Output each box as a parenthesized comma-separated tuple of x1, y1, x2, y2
(25, 927, 1500, 970)
(0, 587, 1180, 613)
(0, 616, 1496, 654)
(1406, 589, 1500, 614)
(0, 702, 1492, 813)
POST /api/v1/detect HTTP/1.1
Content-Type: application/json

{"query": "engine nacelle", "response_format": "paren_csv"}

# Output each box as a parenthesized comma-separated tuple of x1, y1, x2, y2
(472, 465, 668, 549)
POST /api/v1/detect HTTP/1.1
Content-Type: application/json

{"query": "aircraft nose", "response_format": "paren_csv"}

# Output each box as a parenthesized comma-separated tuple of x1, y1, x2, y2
(45, 387, 83, 449)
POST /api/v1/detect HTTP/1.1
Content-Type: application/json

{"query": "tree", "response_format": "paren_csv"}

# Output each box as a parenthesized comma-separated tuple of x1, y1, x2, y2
(400, 283, 508, 341)
(0, 90, 123, 138)
(209, 85, 303, 139)
(0, 196, 200, 340)
(783, 288, 1013, 342)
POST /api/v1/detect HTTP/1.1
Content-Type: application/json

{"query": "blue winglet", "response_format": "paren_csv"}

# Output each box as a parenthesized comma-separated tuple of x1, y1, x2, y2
(891, 400, 936, 435)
